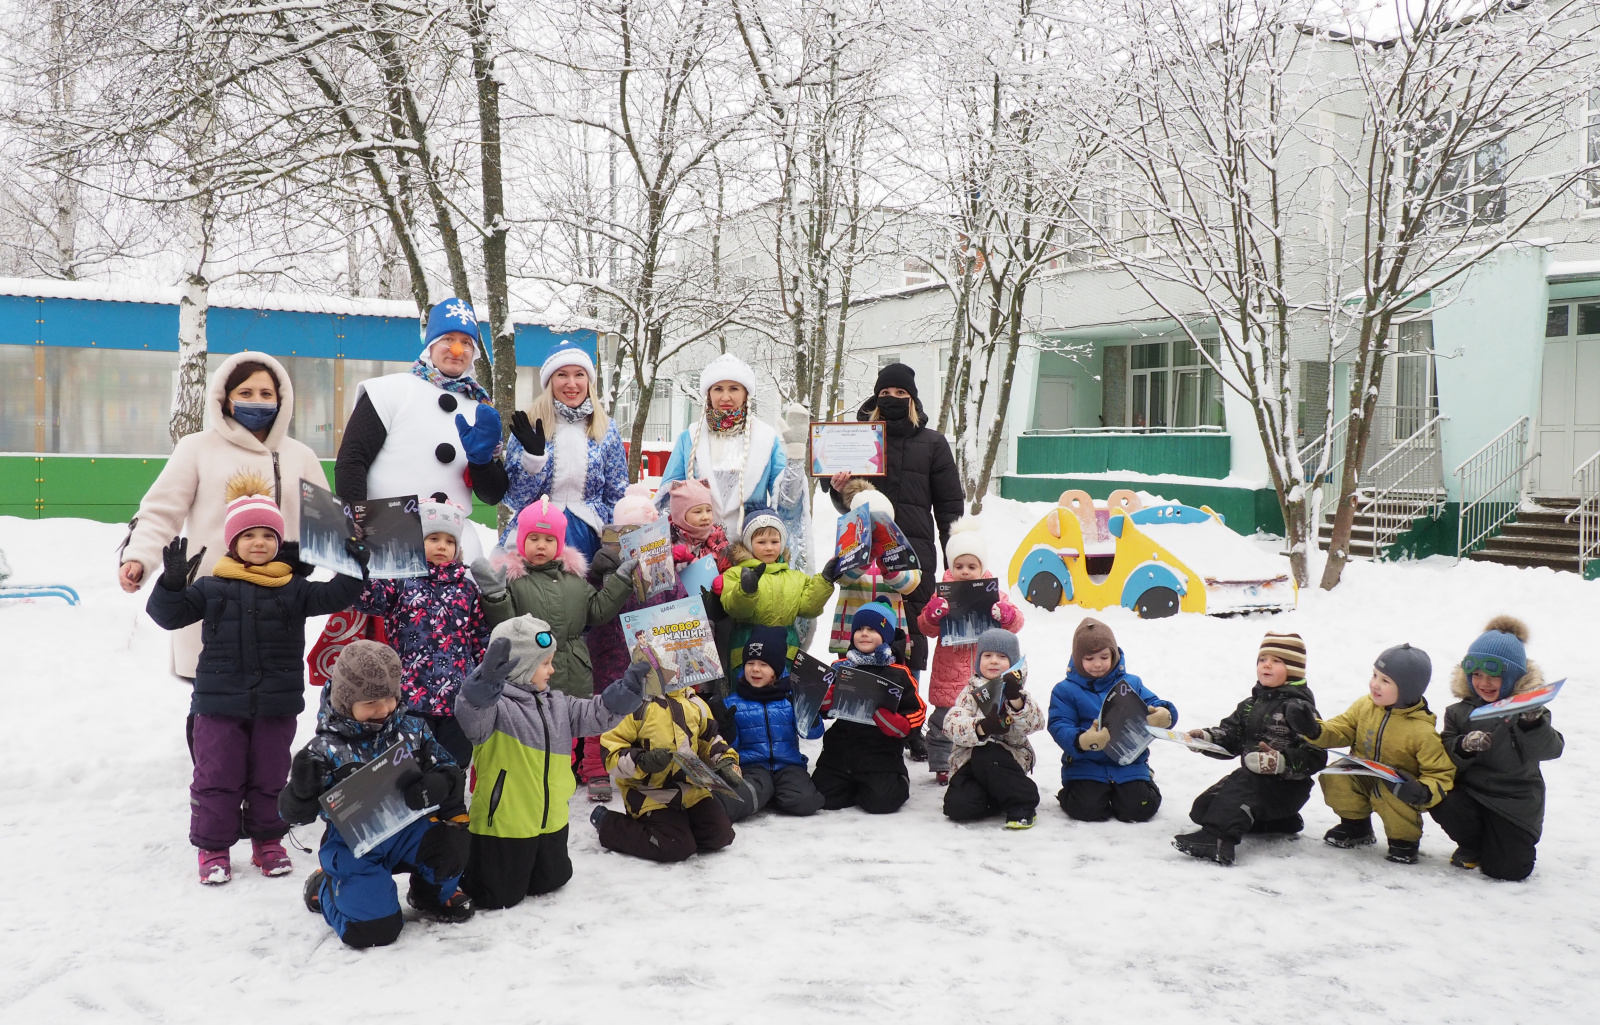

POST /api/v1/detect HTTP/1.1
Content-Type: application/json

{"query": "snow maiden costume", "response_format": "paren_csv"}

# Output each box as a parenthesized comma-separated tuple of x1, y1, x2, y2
(499, 340, 630, 558)
(658, 353, 786, 533)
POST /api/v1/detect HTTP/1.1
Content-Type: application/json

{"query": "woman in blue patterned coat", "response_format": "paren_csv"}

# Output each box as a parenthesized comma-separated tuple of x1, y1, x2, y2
(500, 341, 630, 559)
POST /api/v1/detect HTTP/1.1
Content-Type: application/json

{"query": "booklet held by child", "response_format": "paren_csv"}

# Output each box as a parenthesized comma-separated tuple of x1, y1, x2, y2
(935, 579, 1000, 645)
(1468, 678, 1564, 721)
(1146, 725, 1232, 756)
(828, 664, 904, 725)
(834, 505, 873, 578)
(620, 595, 723, 693)
(299, 482, 427, 579)
(1100, 679, 1157, 766)
(1319, 751, 1404, 783)
(671, 746, 738, 797)
(789, 650, 836, 735)
(318, 741, 435, 859)
(620, 517, 676, 600)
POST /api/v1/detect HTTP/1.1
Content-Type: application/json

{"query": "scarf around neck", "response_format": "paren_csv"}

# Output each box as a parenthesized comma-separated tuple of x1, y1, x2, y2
(557, 397, 594, 423)
(706, 405, 748, 433)
(213, 555, 294, 588)
(845, 645, 893, 666)
(411, 358, 491, 402)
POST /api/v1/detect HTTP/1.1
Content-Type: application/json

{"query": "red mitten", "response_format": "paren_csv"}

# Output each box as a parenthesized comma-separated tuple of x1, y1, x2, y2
(672, 543, 691, 563)
(712, 575, 725, 595)
(996, 599, 1019, 628)
(924, 596, 949, 621)
(872, 707, 911, 738)
(820, 685, 835, 714)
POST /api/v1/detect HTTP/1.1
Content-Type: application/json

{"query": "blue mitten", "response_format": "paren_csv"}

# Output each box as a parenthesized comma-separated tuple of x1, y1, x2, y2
(455, 404, 503, 464)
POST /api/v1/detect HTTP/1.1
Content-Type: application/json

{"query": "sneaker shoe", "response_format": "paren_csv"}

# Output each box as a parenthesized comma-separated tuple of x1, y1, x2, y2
(1323, 817, 1377, 849)
(1004, 815, 1036, 830)
(1449, 847, 1481, 870)
(251, 838, 294, 877)
(588, 779, 614, 803)
(198, 848, 232, 885)
(590, 805, 610, 831)
(936, 771, 949, 786)
(1250, 814, 1304, 835)
(407, 881, 476, 923)
(1385, 839, 1420, 865)
(1173, 829, 1236, 866)
(303, 868, 326, 914)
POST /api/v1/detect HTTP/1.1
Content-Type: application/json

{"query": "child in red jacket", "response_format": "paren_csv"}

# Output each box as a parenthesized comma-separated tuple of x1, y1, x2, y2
(917, 517, 1023, 784)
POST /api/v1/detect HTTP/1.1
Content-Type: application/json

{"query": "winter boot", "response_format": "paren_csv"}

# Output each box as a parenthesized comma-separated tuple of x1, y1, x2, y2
(303, 868, 326, 914)
(1450, 847, 1481, 870)
(407, 879, 475, 923)
(588, 779, 614, 803)
(251, 838, 293, 877)
(1250, 813, 1304, 835)
(1323, 817, 1377, 849)
(590, 806, 611, 831)
(906, 730, 928, 763)
(1005, 815, 1036, 830)
(1173, 829, 1236, 866)
(1385, 838, 1421, 865)
(936, 771, 949, 786)
(198, 848, 232, 885)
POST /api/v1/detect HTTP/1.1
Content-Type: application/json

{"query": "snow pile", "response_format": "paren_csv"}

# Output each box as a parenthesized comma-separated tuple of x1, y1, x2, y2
(0, 505, 1595, 1022)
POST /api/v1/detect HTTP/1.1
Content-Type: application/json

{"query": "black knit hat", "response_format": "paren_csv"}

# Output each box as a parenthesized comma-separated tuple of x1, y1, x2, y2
(873, 362, 918, 400)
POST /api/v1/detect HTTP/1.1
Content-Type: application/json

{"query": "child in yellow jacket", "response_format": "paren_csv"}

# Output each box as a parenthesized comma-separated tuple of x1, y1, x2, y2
(1285, 643, 1456, 864)
(720, 509, 837, 674)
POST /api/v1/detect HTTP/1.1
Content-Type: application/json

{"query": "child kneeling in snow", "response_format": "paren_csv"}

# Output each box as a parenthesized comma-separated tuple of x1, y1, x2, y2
(352, 499, 488, 767)
(1430, 616, 1563, 881)
(1047, 618, 1177, 823)
(712, 626, 827, 822)
(918, 516, 1023, 784)
(592, 680, 743, 863)
(454, 617, 648, 909)
(811, 603, 927, 814)
(279, 641, 474, 948)
(941, 629, 1044, 829)
(1287, 643, 1456, 865)
(145, 471, 367, 885)
(1171, 632, 1326, 866)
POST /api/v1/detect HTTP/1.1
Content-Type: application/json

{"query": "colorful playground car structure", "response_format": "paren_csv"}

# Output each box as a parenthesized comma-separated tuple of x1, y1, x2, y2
(1007, 490, 1295, 618)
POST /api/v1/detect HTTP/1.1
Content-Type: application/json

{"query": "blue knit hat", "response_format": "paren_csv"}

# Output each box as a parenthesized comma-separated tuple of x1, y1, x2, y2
(424, 297, 482, 350)
(1463, 616, 1529, 700)
(742, 625, 789, 677)
(851, 601, 897, 638)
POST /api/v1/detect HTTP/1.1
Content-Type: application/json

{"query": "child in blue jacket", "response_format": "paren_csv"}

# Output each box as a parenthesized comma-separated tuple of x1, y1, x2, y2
(713, 626, 826, 822)
(1047, 618, 1177, 823)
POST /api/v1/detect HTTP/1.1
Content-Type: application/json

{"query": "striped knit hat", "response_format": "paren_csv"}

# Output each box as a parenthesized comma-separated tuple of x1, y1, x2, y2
(222, 470, 285, 551)
(1259, 631, 1307, 679)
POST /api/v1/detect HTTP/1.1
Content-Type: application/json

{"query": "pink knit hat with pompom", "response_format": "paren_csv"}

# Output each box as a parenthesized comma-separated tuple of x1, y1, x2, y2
(612, 482, 659, 527)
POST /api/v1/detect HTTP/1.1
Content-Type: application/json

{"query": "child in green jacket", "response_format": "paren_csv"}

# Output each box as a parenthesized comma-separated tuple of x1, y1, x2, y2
(719, 508, 838, 673)
(455, 616, 648, 910)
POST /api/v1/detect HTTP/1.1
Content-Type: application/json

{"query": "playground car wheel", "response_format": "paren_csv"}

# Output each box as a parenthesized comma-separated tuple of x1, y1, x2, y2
(1024, 572, 1064, 610)
(1134, 586, 1180, 619)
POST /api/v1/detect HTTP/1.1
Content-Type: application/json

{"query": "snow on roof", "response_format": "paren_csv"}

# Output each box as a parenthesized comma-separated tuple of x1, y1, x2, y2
(1300, 0, 1496, 42)
(1548, 261, 1600, 282)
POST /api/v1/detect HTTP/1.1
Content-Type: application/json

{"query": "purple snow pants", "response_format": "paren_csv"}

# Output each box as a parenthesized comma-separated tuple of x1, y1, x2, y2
(189, 713, 298, 850)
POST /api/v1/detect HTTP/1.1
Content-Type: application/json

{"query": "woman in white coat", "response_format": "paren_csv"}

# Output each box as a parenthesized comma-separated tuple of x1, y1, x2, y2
(657, 353, 786, 534)
(118, 351, 327, 678)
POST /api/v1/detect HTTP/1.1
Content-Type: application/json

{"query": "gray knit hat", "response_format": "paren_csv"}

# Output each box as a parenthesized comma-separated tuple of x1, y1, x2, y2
(975, 627, 1021, 666)
(330, 640, 403, 715)
(492, 615, 558, 688)
(1375, 643, 1432, 707)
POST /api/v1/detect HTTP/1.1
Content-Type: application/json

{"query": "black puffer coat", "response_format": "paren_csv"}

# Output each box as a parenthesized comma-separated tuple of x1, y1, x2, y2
(823, 395, 964, 607)
(147, 567, 365, 718)
(1204, 681, 1328, 780)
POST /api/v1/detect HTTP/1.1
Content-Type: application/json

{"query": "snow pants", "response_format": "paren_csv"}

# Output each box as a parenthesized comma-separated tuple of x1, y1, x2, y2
(1058, 779, 1161, 823)
(1190, 768, 1314, 843)
(1319, 773, 1424, 842)
(317, 818, 468, 949)
(717, 764, 826, 823)
(189, 713, 297, 850)
(944, 744, 1039, 822)
(1430, 790, 1538, 882)
(415, 712, 472, 770)
(462, 826, 573, 909)
(925, 706, 954, 773)
(812, 763, 909, 814)
(597, 800, 735, 863)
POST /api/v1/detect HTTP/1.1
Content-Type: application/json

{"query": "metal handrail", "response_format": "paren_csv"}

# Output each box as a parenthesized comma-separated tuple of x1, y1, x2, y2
(1022, 425, 1227, 436)
(1455, 416, 1534, 561)
(1364, 414, 1448, 560)
(1565, 447, 1600, 573)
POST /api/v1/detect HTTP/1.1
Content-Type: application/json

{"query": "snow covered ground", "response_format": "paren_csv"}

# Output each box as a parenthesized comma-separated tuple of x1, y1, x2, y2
(1, 500, 1595, 1023)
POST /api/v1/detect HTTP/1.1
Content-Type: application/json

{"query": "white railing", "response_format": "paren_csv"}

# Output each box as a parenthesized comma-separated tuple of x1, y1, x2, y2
(1299, 411, 1351, 519)
(1455, 416, 1535, 561)
(1566, 448, 1600, 575)
(1364, 414, 1448, 559)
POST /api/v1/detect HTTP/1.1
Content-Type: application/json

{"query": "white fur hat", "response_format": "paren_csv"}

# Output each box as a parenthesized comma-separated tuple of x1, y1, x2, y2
(700, 353, 757, 405)
(540, 342, 597, 389)
(944, 516, 989, 568)
(849, 487, 895, 521)
(419, 499, 466, 543)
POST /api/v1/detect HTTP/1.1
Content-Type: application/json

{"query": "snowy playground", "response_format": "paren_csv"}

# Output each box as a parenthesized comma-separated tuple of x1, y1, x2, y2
(1, 498, 1594, 1023)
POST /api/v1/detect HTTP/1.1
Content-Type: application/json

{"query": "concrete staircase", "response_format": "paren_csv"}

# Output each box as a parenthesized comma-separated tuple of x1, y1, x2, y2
(1465, 497, 1585, 573)
(1316, 490, 1445, 560)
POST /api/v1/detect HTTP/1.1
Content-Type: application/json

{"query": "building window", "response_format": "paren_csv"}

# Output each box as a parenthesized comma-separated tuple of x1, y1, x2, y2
(903, 258, 934, 287)
(1171, 339, 1223, 429)
(1393, 321, 1438, 440)
(1129, 342, 1168, 429)
(42, 347, 177, 455)
(1585, 88, 1600, 212)
(0, 345, 37, 452)
(1580, 302, 1600, 336)
(877, 352, 903, 369)
(1547, 304, 1571, 338)
(1412, 112, 1505, 228)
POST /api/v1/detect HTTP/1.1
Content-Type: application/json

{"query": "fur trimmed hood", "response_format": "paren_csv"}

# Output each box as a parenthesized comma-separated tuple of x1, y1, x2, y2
(494, 545, 590, 580)
(1451, 659, 1545, 701)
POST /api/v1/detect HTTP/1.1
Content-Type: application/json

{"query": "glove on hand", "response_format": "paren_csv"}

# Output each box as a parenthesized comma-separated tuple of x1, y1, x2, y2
(405, 766, 466, 815)
(454, 404, 503, 464)
(923, 596, 949, 621)
(344, 537, 371, 573)
(671, 544, 692, 564)
(711, 576, 725, 595)
(1002, 673, 1026, 703)
(470, 556, 508, 599)
(1078, 721, 1110, 752)
(977, 712, 1006, 738)
(872, 707, 911, 739)
(288, 747, 329, 800)
(820, 557, 842, 584)
(990, 603, 1005, 622)
(614, 557, 639, 582)
(634, 748, 675, 776)
(416, 819, 470, 879)
(461, 636, 520, 709)
(1244, 744, 1284, 775)
(1284, 701, 1321, 739)
(717, 761, 744, 789)
(1459, 730, 1493, 753)
(1393, 778, 1432, 807)
(1518, 709, 1546, 727)
(740, 566, 764, 594)
(1145, 705, 1172, 729)
(510, 410, 546, 457)
(590, 546, 621, 579)
(277, 541, 315, 577)
(602, 661, 652, 715)
(160, 536, 204, 590)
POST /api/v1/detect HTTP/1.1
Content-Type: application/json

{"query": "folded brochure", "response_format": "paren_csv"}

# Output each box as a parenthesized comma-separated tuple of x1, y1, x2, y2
(789, 650, 835, 736)
(619, 594, 723, 693)
(1145, 725, 1232, 756)
(935, 578, 999, 645)
(828, 664, 904, 726)
(1319, 751, 1404, 783)
(620, 517, 676, 600)
(1468, 678, 1564, 721)
(671, 746, 738, 797)
(318, 741, 436, 859)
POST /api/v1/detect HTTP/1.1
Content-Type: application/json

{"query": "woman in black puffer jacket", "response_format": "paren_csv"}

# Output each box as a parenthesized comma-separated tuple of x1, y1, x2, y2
(823, 363, 965, 679)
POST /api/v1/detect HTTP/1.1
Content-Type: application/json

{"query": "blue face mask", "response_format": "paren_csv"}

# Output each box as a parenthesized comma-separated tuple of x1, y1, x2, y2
(231, 402, 279, 432)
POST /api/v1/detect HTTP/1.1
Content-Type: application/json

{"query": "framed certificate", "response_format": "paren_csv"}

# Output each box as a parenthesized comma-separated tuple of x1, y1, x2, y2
(809, 421, 887, 477)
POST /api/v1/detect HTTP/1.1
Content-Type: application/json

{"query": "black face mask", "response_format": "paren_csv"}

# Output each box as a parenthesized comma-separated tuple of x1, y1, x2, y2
(876, 396, 911, 421)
